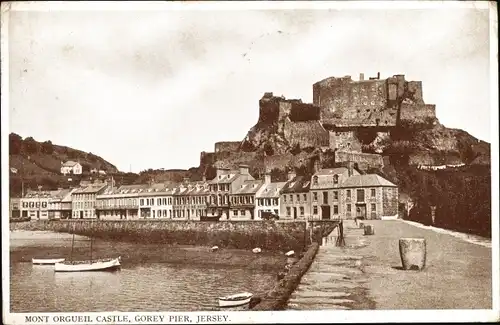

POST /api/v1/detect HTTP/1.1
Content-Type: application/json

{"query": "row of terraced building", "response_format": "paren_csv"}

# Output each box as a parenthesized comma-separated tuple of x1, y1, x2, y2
(16, 163, 398, 221)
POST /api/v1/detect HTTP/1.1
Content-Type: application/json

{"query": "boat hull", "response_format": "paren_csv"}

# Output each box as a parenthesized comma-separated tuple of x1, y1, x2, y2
(32, 258, 66, 265)
(218, 297, 252, 308)
(218, 292, 253, 308)
(54, 257, 121, 272)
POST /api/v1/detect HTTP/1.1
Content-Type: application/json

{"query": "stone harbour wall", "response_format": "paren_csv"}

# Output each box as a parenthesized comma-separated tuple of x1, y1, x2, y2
(10, 220, 309, 252)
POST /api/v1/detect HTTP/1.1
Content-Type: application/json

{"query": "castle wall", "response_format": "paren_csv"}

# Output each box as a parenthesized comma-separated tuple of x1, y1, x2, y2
(283, 120, 330, 149)
(335, 150, 384, 170)
(214, 141, 241, 153)
(400, 103, 436, 124)
(315, 74, 434, 128)
(329, 131, 362, 152)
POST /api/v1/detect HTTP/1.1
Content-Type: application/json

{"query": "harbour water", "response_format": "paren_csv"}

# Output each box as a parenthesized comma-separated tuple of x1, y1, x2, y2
(9, 231, 284, 312)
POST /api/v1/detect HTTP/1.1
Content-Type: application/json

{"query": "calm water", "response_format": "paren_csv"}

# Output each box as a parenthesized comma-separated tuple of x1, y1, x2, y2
(10, 231, 283, 312)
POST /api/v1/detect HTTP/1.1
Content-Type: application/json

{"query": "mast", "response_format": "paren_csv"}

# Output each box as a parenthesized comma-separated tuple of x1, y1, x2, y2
(89, 218, 93, 263)
(70, 224, 75, 262)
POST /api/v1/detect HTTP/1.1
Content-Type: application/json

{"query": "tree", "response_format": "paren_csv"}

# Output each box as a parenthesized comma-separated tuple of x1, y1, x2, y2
(41, 140, 54, 154)
(23, 137, 40, 155)
(9, 133, 23, 155)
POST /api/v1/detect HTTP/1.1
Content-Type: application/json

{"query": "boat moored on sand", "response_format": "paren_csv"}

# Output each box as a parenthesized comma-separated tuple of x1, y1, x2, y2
(32, 258, 66, 265)
(218, 292, 253, 308)
(54, 257, 121, 272)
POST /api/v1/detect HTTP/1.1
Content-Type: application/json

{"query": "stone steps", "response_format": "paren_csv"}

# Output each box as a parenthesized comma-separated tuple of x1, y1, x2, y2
(286, 224, 371, 310)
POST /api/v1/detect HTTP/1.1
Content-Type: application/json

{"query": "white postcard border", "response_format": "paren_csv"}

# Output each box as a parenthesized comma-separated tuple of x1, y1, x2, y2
(1, 1, 499, 324)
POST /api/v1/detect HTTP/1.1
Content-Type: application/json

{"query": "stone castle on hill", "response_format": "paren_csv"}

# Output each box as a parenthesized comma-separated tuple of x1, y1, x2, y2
(200, 73, 439, 173)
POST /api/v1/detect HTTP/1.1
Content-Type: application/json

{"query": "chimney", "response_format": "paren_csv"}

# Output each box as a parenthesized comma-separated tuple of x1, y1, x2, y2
(287, 170, 297, 181)
(359, 73, 364, 81)
(377, 72, 380, 79)
(314, 159, 321, 173)
(264, 169, 271, 184)
(239, 164, 249, 175)
(347, 161, 354, 177)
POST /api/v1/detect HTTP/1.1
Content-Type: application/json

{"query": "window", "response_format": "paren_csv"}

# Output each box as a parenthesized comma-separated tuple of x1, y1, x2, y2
(333, 205, 339, 214)
(346, 189, 351, 199)
(371, 203, 376, 211)
(157, 198, 161, 205)
(296, 194, 300, 202)
(286, 207, 291, 216)
(313, 176, 318, 185)
(347, 204, 351, 212)
(313, 206, 318, 215)
(303, 194, 307, 201)
(234, 210, 238, 216)
(333, 175, 339, 184)
(323, 192, 328, 204)
(290, 195, 293, 203)
(284, 195, 287, 203)
(313, 192, 318, 202)
(371, 189, 376, 198)
(333, 191, 338, 200)
(273, 199, 278, 206)
(357, 189, 365, 202)
(240, 210, 246, 216)
(300, 207, 304, 216)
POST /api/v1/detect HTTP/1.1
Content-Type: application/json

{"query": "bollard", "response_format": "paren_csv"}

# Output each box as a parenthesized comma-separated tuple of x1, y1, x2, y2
(359, 222, 364, 229)
(364, 224, 374, 236)
(399, 238, 426, 271)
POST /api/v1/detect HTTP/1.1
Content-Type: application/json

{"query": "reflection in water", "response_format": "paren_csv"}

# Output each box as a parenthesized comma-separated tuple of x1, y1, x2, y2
(10, 233, 280, 312)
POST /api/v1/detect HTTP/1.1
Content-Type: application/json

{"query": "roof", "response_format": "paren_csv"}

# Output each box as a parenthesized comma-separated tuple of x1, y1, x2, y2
(210, 171, 241, 184)
(74, 183, 108, 194)
(341, 174, 397, 188)
(256, 181, 287, 198)
(313, 167, 349, 176)
(233, 180, 264, 195)
(281, 176, 311, 194)
(62, 161, 79, 167)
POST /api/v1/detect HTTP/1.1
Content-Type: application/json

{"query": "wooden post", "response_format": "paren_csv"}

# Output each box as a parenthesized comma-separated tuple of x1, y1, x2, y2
(399, 238, 426, 271)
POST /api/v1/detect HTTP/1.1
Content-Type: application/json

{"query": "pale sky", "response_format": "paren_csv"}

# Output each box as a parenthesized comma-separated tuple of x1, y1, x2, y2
(6, 3, 494, 173)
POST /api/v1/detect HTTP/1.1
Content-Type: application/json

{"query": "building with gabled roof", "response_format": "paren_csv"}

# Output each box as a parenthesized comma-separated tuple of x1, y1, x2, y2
(255, 171, 286, 220)
(229, 179, 264, 220)
(61, 160, 82, 175)
(280, 170, 312, 220)
(72, 182, 109, 219)
(206, 165, 255, 220)
(96, 183, 151, 220)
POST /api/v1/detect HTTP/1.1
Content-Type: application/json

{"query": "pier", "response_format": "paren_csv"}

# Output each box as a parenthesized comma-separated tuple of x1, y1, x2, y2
(288, 219, 492, 310)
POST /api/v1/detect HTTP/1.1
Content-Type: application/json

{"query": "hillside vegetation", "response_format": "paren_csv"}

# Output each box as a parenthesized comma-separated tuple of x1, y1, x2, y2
(9, 133, 119, 196)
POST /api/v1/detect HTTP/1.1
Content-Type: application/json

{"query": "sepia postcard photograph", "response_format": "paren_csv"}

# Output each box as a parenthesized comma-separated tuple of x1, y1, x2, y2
(2, 1, 499, 324)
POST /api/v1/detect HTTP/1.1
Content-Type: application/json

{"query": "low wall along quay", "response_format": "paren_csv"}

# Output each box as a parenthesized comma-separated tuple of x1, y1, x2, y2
(10, 220, 313, 252)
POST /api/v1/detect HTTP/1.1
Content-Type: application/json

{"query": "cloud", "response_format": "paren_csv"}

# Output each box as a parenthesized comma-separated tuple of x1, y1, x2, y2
(8, 8, 492, 172)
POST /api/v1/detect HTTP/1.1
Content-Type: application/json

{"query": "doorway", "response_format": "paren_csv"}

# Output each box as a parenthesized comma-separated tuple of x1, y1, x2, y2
(80, 211, 84, 219)
(293, 207, 297, 219)
(356, 204, 366, 219)
(321, 205, 331, 220)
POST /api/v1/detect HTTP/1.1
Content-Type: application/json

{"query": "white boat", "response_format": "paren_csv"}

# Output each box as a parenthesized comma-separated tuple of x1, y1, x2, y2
(211, 246, 219, 252)
(32, 258, 66, 265)
(285, 250, 295, 257)
(218, 292, 253, 308)
(252, 247, 262, 254)
(54, 256, 121, 272)
(55, 220, 122, 273)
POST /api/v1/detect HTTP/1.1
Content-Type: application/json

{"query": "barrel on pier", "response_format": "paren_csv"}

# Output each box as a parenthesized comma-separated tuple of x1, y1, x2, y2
(399, 238, 426, 271)
(364, 224, 374, 236)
